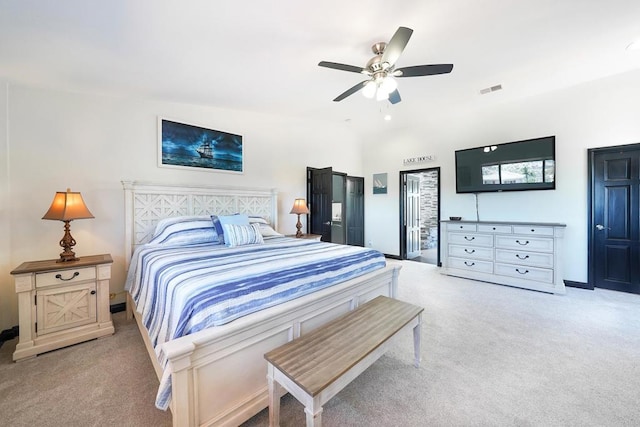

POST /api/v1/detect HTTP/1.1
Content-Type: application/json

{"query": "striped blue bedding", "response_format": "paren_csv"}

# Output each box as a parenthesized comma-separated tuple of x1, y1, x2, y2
(125, 236, 386, 410)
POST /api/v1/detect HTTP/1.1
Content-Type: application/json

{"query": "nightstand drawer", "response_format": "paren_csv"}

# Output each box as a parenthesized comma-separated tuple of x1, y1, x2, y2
(35, 266, 96, 288)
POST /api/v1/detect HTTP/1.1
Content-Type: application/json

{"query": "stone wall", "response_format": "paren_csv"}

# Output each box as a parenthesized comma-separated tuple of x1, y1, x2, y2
(419, 170, 439, 249)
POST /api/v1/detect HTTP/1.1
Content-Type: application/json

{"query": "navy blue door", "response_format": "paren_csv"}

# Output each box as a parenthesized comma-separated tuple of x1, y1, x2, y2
(591, 146, 640, 294)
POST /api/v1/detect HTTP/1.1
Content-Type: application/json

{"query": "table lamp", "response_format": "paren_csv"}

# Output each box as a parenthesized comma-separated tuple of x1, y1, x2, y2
(290, 198, 309, 238)
(42, 188, 94, 262)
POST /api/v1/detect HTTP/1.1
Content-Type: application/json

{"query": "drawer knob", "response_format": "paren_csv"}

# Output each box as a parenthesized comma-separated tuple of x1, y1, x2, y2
(465, 249, 476, 254)
(55, 271, 80, 281)
(516, 254, 530, 260)
(90, 290, 96, 295)
(464, 236, 475, 241)
(464, 261, 475, 266)
(531, 229, 535, 232)
(516, 240, 530, 245)
(516, 268, 529, 275)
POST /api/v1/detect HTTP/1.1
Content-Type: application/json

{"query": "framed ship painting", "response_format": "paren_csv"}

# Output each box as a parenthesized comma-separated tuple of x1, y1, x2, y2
(158, 118, 243, 173)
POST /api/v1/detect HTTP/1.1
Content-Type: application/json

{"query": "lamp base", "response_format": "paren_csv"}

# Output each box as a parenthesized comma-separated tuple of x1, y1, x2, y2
(295, 214, 303, 238)
(57, 250, 79, 263)
(57, 220, 80, 262)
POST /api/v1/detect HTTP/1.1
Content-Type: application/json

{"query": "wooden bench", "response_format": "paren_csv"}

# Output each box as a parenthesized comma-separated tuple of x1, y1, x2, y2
(264, 295, 424, 427)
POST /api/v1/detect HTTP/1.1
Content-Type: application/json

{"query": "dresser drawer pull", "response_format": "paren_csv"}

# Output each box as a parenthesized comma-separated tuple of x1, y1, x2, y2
(464, 236, 475, 241)
(516, 254, 530, 260)
(464, 261, 475, 266)
(465, 249, 476, 254)
(516, 268, 529, 275)
(55, 271, 80, 281)
(516, 240, 530, 245)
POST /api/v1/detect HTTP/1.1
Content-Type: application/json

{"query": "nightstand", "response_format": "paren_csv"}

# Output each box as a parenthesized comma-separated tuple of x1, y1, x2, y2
(286, 234, 322, 241)
(11, 254, 114, 361)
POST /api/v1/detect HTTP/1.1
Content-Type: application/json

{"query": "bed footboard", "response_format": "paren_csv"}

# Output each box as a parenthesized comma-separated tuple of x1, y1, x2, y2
(131, 263, 400, 427)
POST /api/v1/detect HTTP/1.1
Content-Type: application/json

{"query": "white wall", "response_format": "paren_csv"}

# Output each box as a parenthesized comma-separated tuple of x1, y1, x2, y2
(1, 84, 363, 330)
(364, 69, 640, 284)
(0, 81, 11, 330)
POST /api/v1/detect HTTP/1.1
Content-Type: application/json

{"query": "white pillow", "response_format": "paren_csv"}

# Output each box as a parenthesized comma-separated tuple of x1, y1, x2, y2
(257, 223, 282, 237)
(249, 216, 283, 237)
(222, 223, 264, 247)
(149, 216, 218, 245)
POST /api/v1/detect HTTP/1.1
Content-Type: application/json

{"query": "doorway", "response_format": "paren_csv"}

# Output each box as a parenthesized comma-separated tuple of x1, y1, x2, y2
(399, 167, 441, 265)
(589, 143, 640, 294)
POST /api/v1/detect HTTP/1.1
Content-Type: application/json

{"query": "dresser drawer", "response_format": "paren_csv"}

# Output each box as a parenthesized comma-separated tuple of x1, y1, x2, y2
(449, 257, 493, 274)
(495, 235, 553, 252)
(495, 249, 554, 268)
(446, 222, 477, 231)
(512, 225, 554, 236)
(477, 224, 512, 234)
(448, 232, 493, 247)
(35, 266, 96, 288)
(449, 245, 493, 260)
(494, 263, 554, 283)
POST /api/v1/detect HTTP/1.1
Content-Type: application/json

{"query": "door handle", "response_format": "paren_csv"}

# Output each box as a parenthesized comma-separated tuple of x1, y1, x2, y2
(323, 221, 331, 225)
(595, 224, 610, 231)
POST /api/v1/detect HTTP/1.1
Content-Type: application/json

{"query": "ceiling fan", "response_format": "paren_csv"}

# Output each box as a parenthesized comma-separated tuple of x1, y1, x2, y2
(318, 26, 453, 104)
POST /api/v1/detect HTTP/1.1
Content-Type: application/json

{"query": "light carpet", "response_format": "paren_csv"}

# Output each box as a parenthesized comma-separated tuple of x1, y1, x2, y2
(1, 261, 639, 426)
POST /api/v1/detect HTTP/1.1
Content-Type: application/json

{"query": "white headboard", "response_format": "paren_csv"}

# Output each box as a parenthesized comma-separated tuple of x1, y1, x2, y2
(122, 181, 278, 263)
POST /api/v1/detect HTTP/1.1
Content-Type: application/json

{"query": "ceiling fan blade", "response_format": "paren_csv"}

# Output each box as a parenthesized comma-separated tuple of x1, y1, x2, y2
(381, 27, 413, 67)
(319, 61, 366, 74)
(333, 80, 368, 102)
(388, 89, 401, 104)
(395, 64, 454, 77)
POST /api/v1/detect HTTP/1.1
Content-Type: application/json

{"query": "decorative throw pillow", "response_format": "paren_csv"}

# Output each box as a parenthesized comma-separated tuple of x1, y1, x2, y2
(212, 214, 250, 244)
(222, 223, 264, 247)
(149, 216, 218, 245)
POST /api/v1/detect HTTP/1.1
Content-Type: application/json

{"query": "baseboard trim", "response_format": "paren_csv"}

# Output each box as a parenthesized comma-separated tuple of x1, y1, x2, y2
(564, 280, 593, 290)
(384, 254, 402, 260)
(110, 302, 126, 313)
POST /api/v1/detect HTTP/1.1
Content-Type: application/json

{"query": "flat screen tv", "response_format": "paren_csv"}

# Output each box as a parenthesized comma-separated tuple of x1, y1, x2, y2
(455, 136, 555, 193)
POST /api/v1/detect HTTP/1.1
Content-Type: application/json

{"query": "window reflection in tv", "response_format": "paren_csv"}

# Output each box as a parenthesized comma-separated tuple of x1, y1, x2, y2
(456, 136, 555, 193)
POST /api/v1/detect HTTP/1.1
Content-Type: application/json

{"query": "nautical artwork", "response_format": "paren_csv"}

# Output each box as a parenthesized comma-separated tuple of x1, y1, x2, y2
(159, 119, 243, 173)
(373, 173, 387, 194)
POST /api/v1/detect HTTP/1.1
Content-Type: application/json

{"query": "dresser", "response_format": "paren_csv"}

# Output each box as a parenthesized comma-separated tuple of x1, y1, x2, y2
(441, 221, 566, 294)
(11, 254, 114, 361)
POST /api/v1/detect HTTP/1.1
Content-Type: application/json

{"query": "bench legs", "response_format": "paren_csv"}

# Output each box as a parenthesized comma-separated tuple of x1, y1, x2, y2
(304, 405, 323, 427)
(267, 364, 281, 427)
(268, 362, 324, 427)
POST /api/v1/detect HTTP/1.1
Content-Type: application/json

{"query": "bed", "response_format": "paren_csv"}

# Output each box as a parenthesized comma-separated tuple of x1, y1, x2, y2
(122, 181, 401, 427)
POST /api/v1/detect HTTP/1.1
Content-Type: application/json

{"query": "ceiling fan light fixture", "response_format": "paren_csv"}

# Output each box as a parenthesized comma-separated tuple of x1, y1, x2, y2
(381, 76, 397, 94)
(376, 88, 389, 101)
(362, 81, 376, 98)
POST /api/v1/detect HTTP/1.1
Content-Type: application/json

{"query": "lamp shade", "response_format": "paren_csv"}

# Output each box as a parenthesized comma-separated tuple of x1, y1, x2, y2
(42, 189, 94, 221)
(290, 198, 309, 215)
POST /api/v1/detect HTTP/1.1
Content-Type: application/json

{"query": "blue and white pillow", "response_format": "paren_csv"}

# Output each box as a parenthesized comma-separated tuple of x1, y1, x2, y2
(149, 216, 219, 245)
(222, 223, 264, 247)
(211, 214, 249, 244)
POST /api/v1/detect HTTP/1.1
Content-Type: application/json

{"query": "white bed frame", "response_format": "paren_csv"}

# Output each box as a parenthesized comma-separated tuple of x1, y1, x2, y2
(122, 181, 401, 427)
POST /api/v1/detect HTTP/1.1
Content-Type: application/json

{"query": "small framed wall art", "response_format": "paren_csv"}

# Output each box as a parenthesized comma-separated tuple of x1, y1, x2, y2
(373, 173, 388, 194)
(158, 118, 243, 173)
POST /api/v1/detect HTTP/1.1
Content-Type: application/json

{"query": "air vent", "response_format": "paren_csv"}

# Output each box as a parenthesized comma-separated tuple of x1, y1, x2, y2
(480, 84, 503, 95)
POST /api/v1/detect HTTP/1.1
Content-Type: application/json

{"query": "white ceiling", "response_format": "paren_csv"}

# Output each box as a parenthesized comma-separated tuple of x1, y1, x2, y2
(1, 0, 640, 136)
